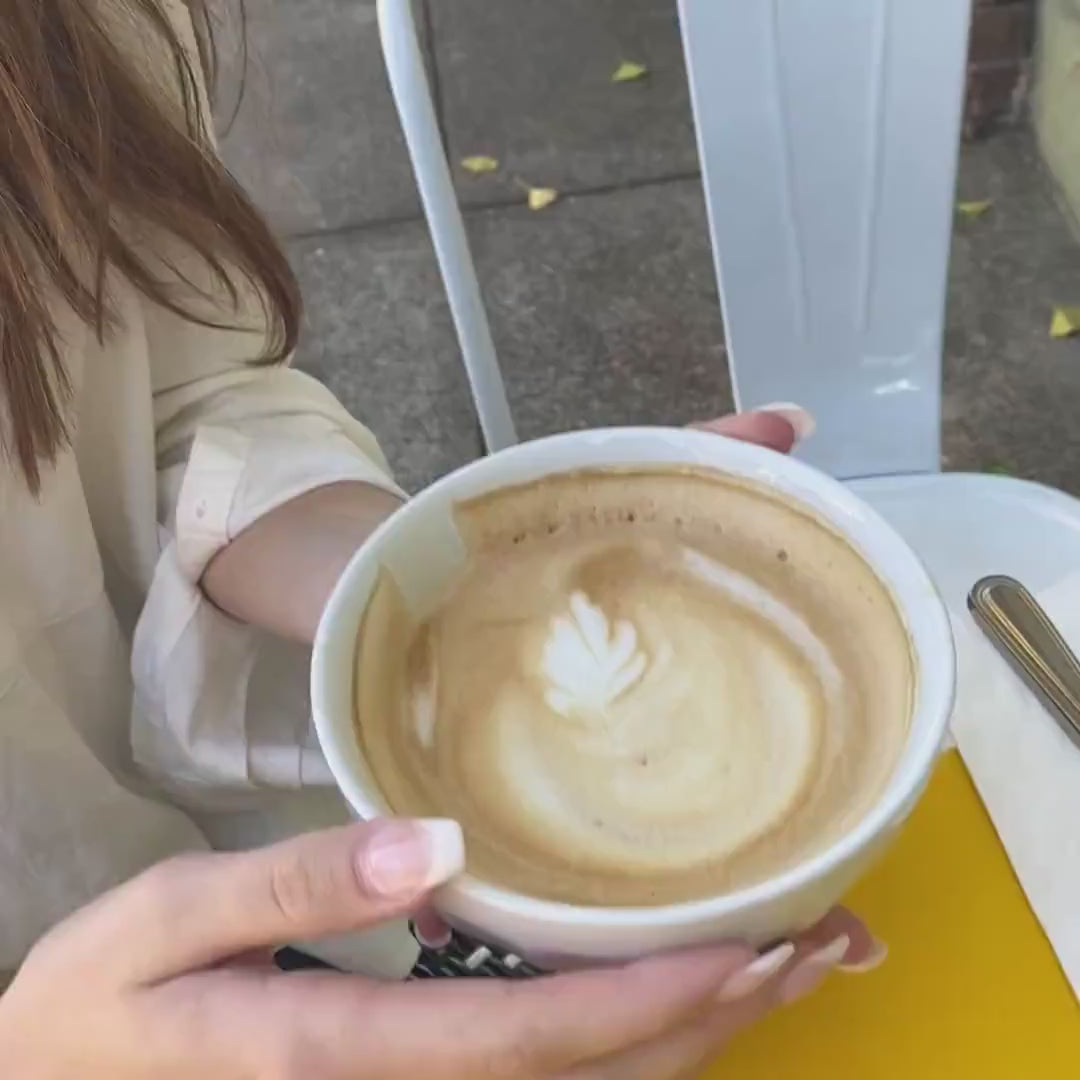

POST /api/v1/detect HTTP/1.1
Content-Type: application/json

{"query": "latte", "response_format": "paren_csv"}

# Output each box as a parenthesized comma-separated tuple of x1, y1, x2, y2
(354, 467, 914, 906)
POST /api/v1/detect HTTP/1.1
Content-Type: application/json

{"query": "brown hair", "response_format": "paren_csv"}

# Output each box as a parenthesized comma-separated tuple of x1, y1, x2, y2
(0, 0, 300, 491)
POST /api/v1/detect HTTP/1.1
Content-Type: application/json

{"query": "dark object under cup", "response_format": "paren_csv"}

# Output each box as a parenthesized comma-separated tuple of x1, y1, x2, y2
(275, 927, 543, 979)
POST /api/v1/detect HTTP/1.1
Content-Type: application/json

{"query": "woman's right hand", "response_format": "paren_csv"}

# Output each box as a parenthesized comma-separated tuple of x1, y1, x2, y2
(0, 820, 878, 1079)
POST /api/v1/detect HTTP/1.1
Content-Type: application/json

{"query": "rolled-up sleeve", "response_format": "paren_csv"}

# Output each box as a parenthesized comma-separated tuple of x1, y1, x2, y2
(131, 308, 401, 807)
(121, 0, 406, 807)
(163, 366, 402, 580)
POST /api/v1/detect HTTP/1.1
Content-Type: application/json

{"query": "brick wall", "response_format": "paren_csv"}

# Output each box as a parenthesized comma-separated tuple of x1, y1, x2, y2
(964, 0, 1037, 138)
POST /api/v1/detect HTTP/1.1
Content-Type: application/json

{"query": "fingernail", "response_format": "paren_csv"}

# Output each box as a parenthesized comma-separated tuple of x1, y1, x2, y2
(756, 402, 817, 443)
(779, 934, 850, 1005)
(412, 912, 454, 949)
(360, 819, 465, 899)
(717, 941, 796, 1002)
(414, 924, 453, 949)
(838, 938, 888, 974)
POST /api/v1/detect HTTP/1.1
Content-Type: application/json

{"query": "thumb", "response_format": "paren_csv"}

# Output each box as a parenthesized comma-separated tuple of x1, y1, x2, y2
(72, 819, 464, 985)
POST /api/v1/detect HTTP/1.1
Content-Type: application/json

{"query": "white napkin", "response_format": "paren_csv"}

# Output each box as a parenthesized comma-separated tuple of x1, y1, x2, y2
(951, 571, 1080, 998)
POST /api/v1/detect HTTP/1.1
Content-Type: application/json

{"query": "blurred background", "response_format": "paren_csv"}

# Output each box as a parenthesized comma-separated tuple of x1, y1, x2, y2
(214, 0, 1080, 494)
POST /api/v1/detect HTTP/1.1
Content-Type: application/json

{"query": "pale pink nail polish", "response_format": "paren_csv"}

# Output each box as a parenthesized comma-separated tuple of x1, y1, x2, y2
(360, 819, 465, 898)
(780, 935, 850, 1005)
(414, 923, 453, 949)
(756, 402, 817, 443)
(717, 941, 796, 1002)
(839, 939, 888, 974)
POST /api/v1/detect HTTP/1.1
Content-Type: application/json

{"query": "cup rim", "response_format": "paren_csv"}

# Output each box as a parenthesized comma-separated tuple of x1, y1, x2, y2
(312, 427, 956, 929)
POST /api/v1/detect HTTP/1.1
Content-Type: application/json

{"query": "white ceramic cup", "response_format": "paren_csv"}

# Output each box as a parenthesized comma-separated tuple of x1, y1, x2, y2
(312, 427, 955, 964)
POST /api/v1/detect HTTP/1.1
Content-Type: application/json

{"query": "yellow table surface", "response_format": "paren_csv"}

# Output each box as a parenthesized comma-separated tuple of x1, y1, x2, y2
(702, 750, 1079, 1079)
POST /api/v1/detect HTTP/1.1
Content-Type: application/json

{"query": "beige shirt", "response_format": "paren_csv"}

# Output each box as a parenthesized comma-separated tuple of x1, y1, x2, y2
(0, 2, 402, 978)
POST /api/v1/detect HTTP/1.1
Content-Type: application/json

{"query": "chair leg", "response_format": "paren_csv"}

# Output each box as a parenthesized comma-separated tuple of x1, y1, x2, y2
(377, 0, 518, 452)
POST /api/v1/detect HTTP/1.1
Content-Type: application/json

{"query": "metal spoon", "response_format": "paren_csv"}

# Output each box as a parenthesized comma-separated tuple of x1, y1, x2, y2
(968, 575, 1080, 750)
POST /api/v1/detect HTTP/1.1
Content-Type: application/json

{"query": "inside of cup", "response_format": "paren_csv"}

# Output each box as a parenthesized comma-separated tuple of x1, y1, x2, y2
(336, 434, 948, 910)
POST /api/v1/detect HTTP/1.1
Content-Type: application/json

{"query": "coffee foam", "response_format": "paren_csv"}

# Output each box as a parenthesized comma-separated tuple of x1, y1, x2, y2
(354, 467, 914, 906)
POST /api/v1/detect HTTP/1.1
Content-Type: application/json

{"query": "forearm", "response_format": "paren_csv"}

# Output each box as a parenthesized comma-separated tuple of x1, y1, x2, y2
(198, 411, 801, 646)
(201, 482, 403, 644)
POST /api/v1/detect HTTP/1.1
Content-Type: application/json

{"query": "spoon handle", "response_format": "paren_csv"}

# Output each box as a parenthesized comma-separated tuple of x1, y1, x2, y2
(968, 575, 1080, 750)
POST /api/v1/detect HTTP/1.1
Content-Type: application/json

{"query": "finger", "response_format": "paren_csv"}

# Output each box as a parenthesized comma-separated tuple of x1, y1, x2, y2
(66, 818, 464, 984)
(265, 945, 756, 1077)
(561, 1021, 718, 1080)
(794, 906, 880, 969)
(214, 948, 277, 973)
(777, 907, 884, 1006)
(561, 990, 777, 1080)
(690, 410, 799, 453)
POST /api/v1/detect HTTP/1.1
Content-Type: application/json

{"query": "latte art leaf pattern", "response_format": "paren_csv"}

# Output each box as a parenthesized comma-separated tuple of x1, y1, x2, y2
(542, 592, 648, 717)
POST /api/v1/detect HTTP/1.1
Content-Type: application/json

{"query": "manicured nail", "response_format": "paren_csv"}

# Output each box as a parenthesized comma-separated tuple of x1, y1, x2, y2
(412, 910, 454, 949)
(779, 934, 850, 1004)
(360, 819, 465, 899)
(756, 402, 817, 443)
(839, 939, 888, 974)
(717, 941, 796, 1002)
(413, 924, 454, 949)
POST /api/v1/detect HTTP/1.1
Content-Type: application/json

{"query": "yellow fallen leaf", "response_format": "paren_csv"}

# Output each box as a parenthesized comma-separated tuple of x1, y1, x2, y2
(527, 186, 558, 211)
(611, 60, 648, 83)
(956, 199, 993, 218)
(1049, 306, 1080, 339)
(461, 155, 499, 174)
